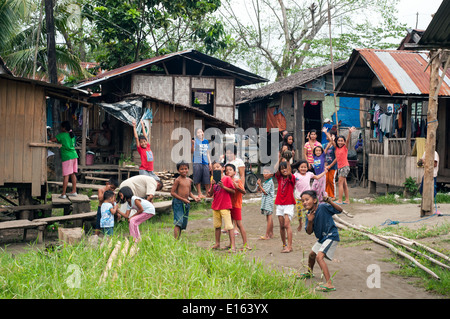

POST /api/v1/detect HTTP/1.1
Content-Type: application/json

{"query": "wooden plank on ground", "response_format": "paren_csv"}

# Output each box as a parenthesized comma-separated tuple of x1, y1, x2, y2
(0, 219, 47, 230)
(51, 193, 71, 205)
(37, 211, 96, 223)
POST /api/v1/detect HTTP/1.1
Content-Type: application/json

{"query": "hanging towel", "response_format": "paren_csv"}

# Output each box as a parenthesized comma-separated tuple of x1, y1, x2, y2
(411, 137, 426, 163)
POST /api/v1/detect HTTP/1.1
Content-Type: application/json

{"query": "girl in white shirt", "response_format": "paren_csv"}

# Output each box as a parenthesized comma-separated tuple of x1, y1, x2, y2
(117, 186, 156, 243)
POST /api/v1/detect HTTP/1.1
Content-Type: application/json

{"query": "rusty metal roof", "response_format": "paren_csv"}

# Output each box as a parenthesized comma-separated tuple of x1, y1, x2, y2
(338, 49, 450, 96)
(76, 49, 268, 88)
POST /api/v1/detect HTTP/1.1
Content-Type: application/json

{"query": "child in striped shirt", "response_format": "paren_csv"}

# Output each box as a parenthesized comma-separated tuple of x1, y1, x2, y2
(257, 167, 274, 240)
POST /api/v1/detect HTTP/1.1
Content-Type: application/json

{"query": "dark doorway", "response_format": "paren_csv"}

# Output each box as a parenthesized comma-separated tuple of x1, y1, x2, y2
(303, 101, 323, 143)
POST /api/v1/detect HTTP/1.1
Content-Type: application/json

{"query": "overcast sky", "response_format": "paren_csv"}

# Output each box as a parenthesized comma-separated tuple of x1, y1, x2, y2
(396, 0, 443, 30)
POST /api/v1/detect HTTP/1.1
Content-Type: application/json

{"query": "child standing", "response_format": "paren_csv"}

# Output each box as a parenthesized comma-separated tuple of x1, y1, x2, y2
(207, 162, 236, 252)
(324, 131, 338, 200)
(100, 190, 119, 236)
(225, 163, 250, 250)
(171, 161, 200, 239)
(117, 186, 156, 243)
(274, 154, 296, 253)
(191, 128, 211, 198)
(133, 119, 160, 182)
(292, 160, 328, 232)
(324, 127, 355, 204)
(300, 190, 343, 292)
(95, 178, 119, 235)
(50, 121, 78, 199)
(257, 168, 274, 240)
(311, 145, 330, 203)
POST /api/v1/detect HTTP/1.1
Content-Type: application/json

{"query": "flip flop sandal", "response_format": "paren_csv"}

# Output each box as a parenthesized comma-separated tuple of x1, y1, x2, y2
(297, 273, 315, 279)
(315, 285, 336, 292)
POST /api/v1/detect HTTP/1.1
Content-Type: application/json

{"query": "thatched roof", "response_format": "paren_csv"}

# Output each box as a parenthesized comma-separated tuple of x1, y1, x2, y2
(237, 60, 347, 104)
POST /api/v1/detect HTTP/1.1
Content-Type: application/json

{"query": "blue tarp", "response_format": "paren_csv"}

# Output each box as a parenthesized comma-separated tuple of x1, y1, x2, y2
(332, 97, 361, 128)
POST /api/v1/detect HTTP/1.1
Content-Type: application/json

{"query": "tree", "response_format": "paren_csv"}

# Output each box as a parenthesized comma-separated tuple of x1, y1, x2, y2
(83, 0, 231, 70)
(220, 0, 406, 81)
(0, 0, 88, 80)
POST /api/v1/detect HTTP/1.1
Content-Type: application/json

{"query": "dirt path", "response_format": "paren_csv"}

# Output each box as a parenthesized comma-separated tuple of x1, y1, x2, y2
(185, 189, 450, 299)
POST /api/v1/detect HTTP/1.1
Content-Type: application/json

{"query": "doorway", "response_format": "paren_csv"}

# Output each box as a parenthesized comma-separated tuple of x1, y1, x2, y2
(303, 100, 323, 143)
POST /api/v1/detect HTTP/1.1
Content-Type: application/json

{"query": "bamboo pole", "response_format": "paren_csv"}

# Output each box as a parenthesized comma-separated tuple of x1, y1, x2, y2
(333, 215, 444, 280)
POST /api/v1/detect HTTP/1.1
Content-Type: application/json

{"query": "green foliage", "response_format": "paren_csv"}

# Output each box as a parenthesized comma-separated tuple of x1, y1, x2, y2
(403, 177, 419, 195)
(84, 0, 230, 70)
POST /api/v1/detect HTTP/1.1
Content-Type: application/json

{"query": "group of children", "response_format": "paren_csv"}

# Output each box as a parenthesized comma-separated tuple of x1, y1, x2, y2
(53, 117, 356, 292)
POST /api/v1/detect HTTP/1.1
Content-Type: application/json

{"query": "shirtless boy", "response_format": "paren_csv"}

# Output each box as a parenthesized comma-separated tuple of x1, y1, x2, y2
(171, 161, 200, 239)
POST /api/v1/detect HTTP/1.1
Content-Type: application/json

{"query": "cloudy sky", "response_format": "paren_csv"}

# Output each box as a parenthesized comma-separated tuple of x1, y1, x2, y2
(396, 0, 443, 30)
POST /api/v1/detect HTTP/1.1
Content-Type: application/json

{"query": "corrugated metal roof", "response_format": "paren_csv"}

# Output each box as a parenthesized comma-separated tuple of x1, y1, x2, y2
(357, 49, 450, 96)
(76, 49, 267, 88)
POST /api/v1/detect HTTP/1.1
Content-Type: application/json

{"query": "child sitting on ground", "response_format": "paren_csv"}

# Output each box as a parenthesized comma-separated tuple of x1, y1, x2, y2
(225, 163, 250, 250)
(171, 161, 200, 239)
(300, 190, 343, 292)
(95, 178, 119, 235)
(207, 161, 236, 252)
(100, 190, 119, 236)
(257, 167, 274, 240)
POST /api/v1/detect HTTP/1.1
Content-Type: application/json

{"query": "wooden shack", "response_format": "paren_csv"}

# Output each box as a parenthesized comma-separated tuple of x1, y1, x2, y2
(236, 61, 362, 160)
(75, 49, 267, 173)
(0, 62, 89, 198)
(335, 49, 450, 192)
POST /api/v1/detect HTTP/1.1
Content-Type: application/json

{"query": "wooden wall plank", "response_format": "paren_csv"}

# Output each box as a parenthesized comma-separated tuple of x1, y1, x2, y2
(13, 81, 26, 182)
(31, 87, 45, 196)
(22, 82, 34, 181)
(0, 79, 7, 186)
(4, 80, 17, 183)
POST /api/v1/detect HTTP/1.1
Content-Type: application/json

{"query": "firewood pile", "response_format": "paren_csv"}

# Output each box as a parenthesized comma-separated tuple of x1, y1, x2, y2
(155, 171, 175, 192)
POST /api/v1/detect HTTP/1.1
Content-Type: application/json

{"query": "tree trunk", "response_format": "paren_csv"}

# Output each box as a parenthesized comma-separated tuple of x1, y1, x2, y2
(421, 49, 440, 216)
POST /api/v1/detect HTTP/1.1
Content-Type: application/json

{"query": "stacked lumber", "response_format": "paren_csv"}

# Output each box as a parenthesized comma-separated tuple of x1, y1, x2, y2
(155, 170, 175, 192)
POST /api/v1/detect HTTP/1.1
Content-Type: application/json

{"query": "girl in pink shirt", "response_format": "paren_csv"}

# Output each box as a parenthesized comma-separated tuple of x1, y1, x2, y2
(324, 127, 356, 204)
(292, 160, 327, 231)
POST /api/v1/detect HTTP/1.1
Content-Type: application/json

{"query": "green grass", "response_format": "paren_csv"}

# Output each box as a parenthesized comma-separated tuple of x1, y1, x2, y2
(0, 212, 319, 299)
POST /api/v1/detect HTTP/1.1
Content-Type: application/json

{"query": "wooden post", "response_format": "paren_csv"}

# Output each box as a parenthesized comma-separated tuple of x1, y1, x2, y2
(294, 90, 304, 159)
(421, 50, 440, 216)
(80, 105, 88, 166)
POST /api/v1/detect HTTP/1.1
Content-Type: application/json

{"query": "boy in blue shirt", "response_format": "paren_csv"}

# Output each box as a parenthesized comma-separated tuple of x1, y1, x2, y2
(191, 128, 211, 198)
(300, 190, 343, 292)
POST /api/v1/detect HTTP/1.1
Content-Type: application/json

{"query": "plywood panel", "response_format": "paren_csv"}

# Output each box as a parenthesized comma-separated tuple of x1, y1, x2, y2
(174, 76, 190, 106)
(215, 106, 234, 124)
(216, 78, 234, 106)
(132, 74, 173, 102)
(191, 77, 214, 89)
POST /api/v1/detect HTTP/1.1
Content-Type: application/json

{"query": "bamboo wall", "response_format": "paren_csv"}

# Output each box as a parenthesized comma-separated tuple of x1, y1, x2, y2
(0, 78, 46, 196)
